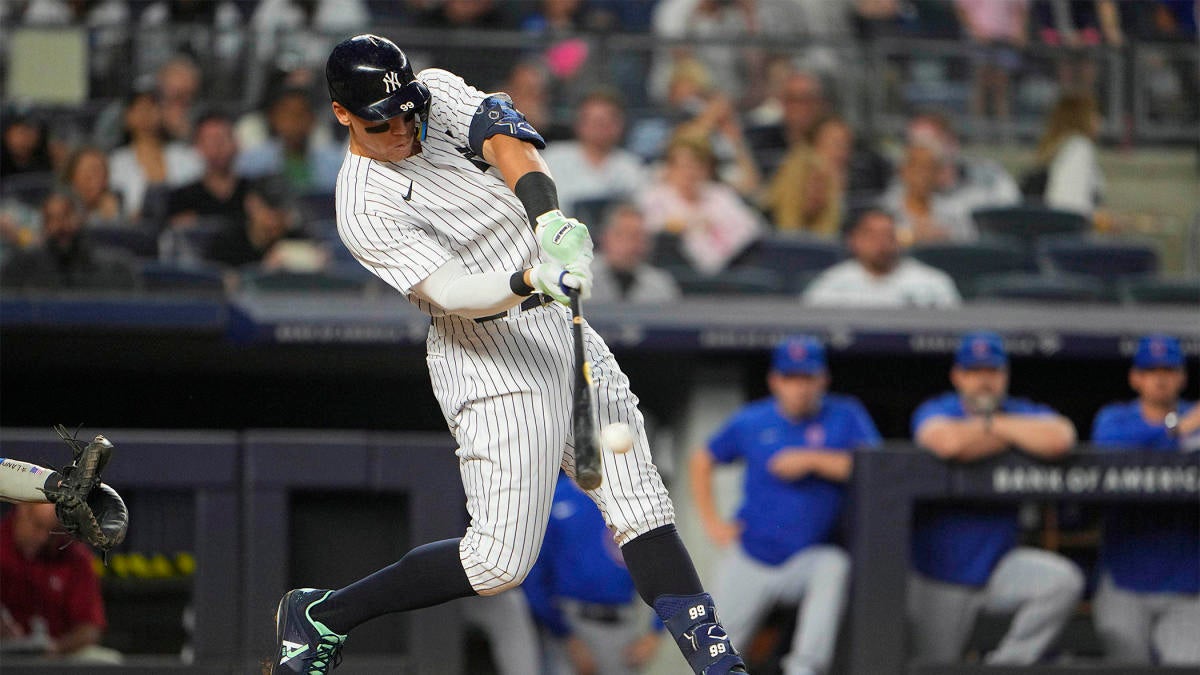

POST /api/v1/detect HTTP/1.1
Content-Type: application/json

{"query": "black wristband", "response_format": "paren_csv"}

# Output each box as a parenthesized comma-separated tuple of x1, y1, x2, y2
(513, 171, 560, 228)
(510, 270, 535, 296)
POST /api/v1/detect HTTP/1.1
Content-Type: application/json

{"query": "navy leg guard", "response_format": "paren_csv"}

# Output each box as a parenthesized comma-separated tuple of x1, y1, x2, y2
(654, 593, 748, 674)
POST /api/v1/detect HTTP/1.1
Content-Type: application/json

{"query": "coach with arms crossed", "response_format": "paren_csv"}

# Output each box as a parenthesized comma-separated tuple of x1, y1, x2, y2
(908, 331, 1083, 665)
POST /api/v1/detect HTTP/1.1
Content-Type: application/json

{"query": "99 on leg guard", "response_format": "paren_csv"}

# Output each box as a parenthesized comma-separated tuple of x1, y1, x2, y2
(654, 593, 747, 674)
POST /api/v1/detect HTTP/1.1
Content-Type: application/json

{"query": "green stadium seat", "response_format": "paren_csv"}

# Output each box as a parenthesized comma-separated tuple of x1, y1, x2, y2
(669, 265, 785, 296)
(974, 273, 1110, 303)
(972, 205, 1090, 250)
(1119, 277, 1200, 306)
(1038, 237, 1160, 279)
(910, 240, 1037, 298)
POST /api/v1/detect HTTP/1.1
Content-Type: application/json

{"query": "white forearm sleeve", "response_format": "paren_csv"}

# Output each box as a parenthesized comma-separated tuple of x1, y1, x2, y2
(414, 259, 527, 319)
(0, 459, 54, 503)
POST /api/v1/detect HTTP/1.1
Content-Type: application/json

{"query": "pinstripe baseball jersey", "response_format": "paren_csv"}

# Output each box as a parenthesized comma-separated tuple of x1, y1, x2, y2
(331, 67, 675, 596)
(334, 68, 539, 316)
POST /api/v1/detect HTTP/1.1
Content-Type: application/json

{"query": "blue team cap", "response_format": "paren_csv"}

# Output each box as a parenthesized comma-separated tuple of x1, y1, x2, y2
(955, 331, 1008, 369)
(1133, 334, 1183, 369)
(771, 335, 826, 375)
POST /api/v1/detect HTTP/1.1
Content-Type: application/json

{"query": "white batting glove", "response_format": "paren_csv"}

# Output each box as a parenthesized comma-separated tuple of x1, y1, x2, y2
(565, 258, 593, 300)
(530, 262, 588, 304)
(534, 210, 594, 267)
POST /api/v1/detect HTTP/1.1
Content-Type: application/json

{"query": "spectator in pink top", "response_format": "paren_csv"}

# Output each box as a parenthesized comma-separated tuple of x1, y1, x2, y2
(637, 131, 762, 276)
(955, 0, 1030, 136)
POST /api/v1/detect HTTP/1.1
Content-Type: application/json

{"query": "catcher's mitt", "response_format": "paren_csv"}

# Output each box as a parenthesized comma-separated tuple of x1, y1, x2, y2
(40, 425, 129, 552)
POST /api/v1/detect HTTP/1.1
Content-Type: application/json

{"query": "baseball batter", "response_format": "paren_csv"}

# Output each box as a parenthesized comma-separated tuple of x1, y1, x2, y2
(272, 35, 746, 674)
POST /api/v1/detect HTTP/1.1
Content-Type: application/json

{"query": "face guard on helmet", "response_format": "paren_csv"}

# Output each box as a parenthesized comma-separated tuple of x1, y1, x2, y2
(326, 34, 431, 141)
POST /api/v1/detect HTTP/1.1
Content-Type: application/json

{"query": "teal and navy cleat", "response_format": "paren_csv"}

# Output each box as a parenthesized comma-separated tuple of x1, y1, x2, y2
(272, 588, 347, 674)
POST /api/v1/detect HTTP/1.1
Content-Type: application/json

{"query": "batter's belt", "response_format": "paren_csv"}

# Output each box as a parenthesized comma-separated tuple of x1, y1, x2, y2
(474, 293, 554, 323)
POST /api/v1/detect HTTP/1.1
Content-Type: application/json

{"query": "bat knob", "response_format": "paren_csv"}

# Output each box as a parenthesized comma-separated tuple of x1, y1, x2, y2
(575, 468, 602, 490)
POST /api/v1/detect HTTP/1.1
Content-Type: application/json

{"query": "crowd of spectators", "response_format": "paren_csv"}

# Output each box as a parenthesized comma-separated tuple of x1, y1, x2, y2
(3, 4, 1173, 322)
(0, 1, 1195, 302)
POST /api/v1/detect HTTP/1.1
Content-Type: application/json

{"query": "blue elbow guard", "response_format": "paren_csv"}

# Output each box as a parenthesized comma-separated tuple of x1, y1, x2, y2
(468, 95, 546, 157)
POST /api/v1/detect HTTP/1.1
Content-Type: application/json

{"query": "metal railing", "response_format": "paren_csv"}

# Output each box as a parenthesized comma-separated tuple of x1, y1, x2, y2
(2, 24, 1195, 145)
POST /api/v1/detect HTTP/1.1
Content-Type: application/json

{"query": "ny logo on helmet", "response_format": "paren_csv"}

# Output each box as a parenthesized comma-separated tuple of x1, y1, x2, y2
(382, 72, 403, 93)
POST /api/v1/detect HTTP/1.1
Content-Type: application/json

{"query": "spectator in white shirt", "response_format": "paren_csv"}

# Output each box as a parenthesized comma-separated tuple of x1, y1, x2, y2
(880, 142, 978, 246)
(906, 111, 1021, 214)
(108, 90, 203, 222)
(1031, 92, 1104, 216)
(803, 208, 961, 308)
(590, 203, 682, 304)
(541, 89, 647, 215)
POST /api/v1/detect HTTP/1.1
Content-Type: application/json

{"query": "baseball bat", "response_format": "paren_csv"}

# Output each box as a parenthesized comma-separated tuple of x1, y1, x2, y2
(568, 288, 602, 490)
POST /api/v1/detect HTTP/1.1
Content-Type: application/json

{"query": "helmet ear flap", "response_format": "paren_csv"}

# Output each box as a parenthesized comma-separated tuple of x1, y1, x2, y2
(408, 80, 432, 141)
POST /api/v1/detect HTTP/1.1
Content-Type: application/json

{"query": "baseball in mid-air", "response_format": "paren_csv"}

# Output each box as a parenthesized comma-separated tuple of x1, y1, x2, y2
(601, 423, 634, 454)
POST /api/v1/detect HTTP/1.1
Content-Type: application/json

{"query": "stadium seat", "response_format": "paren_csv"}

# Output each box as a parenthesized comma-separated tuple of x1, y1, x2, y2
(736, 234, 844, 293)
(0, 171, 55, 206)
(909, 240, 1036, 298)
(157, 218, 231, 264)
(86, 226, 159, 258)
(1119, 277, 1200, 306)
(240, 267, 370, 294)
(972, 205, 1090, 248)
(974, 273, 1110, 303)
(140, 261, 226, 295)
(1038, 236, 1161, 279)
(669, 265, 785, 296)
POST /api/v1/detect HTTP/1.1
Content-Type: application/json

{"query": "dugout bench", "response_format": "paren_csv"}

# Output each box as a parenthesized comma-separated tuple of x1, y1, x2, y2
(848, 448, 1200, 675)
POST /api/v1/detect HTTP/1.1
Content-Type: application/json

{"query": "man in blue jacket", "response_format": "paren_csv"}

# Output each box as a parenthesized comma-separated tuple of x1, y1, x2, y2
(1091, 333, 1200, 665)
(690, 335, 881, 675)
(908, 331, 1084, 664)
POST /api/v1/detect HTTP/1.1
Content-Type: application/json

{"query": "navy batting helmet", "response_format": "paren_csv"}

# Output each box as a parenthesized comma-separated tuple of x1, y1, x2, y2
(326, 34, 431, 130)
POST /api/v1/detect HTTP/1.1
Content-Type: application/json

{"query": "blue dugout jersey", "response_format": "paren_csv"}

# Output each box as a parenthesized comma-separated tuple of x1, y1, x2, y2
(523, 473, 660, 637)
(707, 394, 881, 566)
(1092, 400, 1199, 594)
(910, 392, 1058, 586)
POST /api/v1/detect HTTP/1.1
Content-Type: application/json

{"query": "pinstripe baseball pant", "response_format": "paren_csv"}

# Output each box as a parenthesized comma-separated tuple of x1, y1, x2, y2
(427, 303, 675, 595)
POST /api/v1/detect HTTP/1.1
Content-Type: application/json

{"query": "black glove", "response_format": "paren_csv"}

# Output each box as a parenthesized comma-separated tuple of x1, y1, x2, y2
(40, 426, 128, 552)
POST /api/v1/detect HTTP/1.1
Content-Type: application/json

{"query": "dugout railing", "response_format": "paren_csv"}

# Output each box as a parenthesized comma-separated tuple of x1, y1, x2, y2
(849, 447, 1200, 675)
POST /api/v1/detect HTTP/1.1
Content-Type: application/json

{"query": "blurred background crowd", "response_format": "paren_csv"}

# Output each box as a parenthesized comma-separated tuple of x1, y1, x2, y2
(0, 0, 1197, 303)
(0, 1, 1197, 674)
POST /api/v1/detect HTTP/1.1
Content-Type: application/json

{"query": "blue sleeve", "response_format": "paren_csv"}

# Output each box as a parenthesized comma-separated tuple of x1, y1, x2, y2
(521, 523, 571, 637)
(1017, 401, 1058, 416)
(848, 399, 883, 449)
(911, 397, 951, 438)
(707, 413, 745, 464)
(1091, 406, 1130, 449)
(468, 95, 546, 157)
